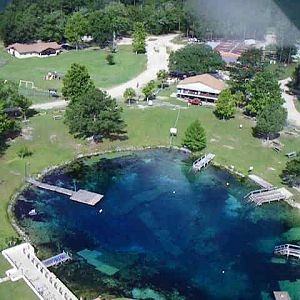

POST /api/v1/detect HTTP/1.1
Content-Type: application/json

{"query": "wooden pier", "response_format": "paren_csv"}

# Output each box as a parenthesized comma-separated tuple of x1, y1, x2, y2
(26, 178, 103, 206)
(192, 153, 215, 171)
(245, 187, 292, 206)
(274, 244, 300, 259)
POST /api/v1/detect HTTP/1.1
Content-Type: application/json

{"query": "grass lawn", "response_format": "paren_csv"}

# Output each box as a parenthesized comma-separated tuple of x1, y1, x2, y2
(266, 63, 297, 80)
(0, 44, 146, 92)
(0, 103, 300, 299)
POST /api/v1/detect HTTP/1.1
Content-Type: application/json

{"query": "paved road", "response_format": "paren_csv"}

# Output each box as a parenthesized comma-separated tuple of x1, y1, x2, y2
(31, 34, 182, 110)
(280, 78, 300, 127)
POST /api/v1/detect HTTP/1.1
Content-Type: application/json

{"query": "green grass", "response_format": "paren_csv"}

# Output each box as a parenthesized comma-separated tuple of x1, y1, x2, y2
(0, 279, 37, 300)
(0, 103, 300, 299)
(0, 44, 146, 92)
(266, 63, 297, 80)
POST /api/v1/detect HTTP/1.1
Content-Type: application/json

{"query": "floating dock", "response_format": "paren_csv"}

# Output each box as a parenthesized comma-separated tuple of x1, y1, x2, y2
(26, 178, 103, 206)
(274, 244, 300, 259)
(273, 291, 291, 300)
(192, 153, 215, 171)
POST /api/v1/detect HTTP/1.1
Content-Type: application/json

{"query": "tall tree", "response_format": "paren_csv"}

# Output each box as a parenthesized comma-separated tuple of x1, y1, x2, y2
(156, 69, 168, 87)
(169, 44, 224, 74)
(64, 12, 87, 50)
(230, 48, 264, 94)
(254, 101, 287, 140)
(62, 63, 95, 102)
(142, 80, 156, 100)
(291, 65, 300, 90)
(132, 22, 146, 54)
(39, 10, 66, 42)
(182, 120, 206, 152)
(65, 88, 126, 139)
(245, 71, 283, 116)
(281, 155, 300, 187)
(123, 87, 136, 104)
(215, 89, 236, 119)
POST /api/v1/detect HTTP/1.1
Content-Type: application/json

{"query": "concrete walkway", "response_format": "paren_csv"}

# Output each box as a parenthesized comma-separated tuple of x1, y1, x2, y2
(2, 243, 78, 300)
(279, 78, 300, 127)
(31, 34, 183, 110)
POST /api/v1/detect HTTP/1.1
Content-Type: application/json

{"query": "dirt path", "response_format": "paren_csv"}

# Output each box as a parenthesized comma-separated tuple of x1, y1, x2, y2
(279, 78, 300, 127)
(31, 34, 183, 110)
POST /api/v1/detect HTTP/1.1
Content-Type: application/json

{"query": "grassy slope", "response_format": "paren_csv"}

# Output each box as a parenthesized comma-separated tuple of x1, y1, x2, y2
(0, 44, 146, 92)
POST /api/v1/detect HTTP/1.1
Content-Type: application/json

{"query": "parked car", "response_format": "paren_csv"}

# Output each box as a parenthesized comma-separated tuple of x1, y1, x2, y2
(188, 98, 202, 106)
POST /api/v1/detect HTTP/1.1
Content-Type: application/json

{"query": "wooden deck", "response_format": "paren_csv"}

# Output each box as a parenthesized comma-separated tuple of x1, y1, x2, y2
(273, 291, 291, 300)
(246, 187, 293, 206)
(26, 178, 104, 206)
(274, 244, 300, 259)
(192, 153, 215, 171)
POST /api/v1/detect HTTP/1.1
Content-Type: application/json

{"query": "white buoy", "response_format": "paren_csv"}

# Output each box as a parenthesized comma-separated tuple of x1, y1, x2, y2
(173, 191, 176, 194)
(99, 209, 103, 213)
(222, 270, 225, 274)
(226, 182, 230, 186)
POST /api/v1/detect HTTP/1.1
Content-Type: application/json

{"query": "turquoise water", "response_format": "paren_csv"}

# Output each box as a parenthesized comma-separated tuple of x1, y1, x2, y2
(14, 149, 300, 299)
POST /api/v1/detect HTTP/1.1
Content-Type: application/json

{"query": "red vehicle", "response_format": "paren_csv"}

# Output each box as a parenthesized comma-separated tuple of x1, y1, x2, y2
(188, 98, 202, 106)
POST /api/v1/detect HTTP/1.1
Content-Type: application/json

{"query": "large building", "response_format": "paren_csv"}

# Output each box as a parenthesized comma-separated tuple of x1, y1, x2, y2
(6, 42, 62, 59)
(176, 74, 226, 103)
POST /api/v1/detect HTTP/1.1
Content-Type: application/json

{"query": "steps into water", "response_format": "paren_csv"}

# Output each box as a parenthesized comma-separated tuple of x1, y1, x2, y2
(274, 244, 300, 259)
(42, 251, 71, 268)
(245, 187, 293, 206)
(192, 153, 215, 171)
(26, 178, 104, 206)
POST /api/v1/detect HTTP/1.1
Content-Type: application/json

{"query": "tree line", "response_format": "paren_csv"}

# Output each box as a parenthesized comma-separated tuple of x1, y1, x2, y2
(2, 0, 299, 47)
(0, 0, 185, 46)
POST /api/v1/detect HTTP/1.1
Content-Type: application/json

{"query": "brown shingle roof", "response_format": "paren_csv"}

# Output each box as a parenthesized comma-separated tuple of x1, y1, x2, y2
(7, 42, 61, 54)
(179, 74, 225, 91)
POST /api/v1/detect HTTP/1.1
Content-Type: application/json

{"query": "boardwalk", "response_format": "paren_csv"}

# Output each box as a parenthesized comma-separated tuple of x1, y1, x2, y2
(42, 252, 71, 268)
(26, 178, 103, 206)
(274, 244, 300, 259)
(192, 153, 215, 171)
(248, 174, 273, 189)
(2, 243, 78, 300)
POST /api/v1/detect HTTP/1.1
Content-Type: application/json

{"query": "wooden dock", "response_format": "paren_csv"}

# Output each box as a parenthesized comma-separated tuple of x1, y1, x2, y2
(246, 187, 293, 206)
(26, 178, 103, 206)
(274, 244, 300, 259)
(192, 153, 215, 171)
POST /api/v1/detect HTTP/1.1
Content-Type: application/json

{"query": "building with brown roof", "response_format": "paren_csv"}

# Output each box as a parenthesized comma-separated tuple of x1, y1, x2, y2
(176, 74, 226, 103)
(6, 42, 62, 59)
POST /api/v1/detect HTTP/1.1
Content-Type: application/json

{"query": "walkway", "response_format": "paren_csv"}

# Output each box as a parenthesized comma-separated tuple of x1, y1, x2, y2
(280, 78, 300, 127)
(27, 178, 104, 206)
(31, 34, 183, 110)
(2, 243, 78, 300)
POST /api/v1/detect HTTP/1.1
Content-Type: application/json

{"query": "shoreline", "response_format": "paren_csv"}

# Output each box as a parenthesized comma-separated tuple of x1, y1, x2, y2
(6, 146, 298, 299)
(8, 144, 293, 246)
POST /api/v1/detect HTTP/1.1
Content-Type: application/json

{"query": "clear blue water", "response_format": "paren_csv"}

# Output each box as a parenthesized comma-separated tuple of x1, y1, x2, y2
(14, 149, 300, 299)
